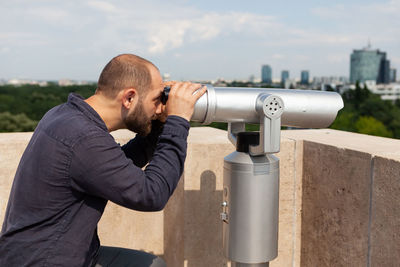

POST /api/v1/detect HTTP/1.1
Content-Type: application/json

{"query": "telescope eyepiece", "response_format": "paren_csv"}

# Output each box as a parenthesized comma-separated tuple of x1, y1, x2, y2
(161, 86, 170, 105)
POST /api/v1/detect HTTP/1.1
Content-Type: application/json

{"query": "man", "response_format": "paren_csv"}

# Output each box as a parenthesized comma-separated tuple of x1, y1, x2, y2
(0, 54, 206, 266)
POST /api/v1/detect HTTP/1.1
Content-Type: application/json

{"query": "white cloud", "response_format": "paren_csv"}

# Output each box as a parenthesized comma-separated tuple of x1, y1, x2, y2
(327, 54, 348, 64)
(295, 55, 310, 61)
(392, 57, 400, 65)
(9, 0, 390, 57)
(0, 32, 49, 47)
(69, 1, 281, 54)
(148, 24, 187, 53)
(144, 12, 279, 53)
(283, 30, 355, 46)
(87, 0, 118, 13)
(311, 4, 347, 19)
(26, 7, 69, 23)
(0, 47, 10, 53)
(0, 0, 399, 79)
(311, 1, 400, 43)
(272, 54, 285, 59)
(366, 0, 400, 14)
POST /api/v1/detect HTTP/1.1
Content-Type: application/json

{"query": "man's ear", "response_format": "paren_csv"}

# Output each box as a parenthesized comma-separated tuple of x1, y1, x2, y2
(121, 88, 137, 109)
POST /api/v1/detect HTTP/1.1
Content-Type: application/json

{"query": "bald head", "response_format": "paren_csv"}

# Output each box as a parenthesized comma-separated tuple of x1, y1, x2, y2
(97, 54, 158, 98)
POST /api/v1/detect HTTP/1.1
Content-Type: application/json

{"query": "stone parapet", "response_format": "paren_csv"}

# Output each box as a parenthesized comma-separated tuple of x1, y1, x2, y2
(0, 128, 399, 266)
(283, 129, 400, 267)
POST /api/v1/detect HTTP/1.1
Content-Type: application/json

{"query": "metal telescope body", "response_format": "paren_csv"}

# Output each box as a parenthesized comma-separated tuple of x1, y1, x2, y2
(190, 86, 343, 267)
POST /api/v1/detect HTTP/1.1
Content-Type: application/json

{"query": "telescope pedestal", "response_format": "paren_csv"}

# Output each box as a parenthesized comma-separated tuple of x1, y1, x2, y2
(222, 132, 279, 266)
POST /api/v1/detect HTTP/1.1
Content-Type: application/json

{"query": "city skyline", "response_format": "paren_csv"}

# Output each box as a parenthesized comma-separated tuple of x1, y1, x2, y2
(0, 0, 399, 81)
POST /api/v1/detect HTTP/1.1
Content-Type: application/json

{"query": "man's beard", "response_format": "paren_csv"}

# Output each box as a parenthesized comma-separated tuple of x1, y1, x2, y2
(124, 98, 154, 136)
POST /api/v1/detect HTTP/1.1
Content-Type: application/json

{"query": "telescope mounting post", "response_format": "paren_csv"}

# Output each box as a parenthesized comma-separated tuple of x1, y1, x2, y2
(223, 94, 284, 266)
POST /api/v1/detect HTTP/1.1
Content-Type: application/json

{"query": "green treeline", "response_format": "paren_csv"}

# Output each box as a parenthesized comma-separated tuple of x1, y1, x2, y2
(330, 82, 400, 138)
(0, 82, 399, 139)
(0, 84, 96, 132)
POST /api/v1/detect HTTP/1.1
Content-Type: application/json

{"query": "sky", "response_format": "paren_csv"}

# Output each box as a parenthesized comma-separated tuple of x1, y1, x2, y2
(0, 0, 399, 81)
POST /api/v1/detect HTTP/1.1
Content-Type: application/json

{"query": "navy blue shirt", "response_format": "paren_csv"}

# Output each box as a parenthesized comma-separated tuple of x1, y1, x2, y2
(0, 93, 189, 266)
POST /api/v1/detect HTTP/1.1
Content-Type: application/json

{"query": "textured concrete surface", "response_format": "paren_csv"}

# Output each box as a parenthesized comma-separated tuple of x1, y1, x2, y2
(282, 128, 400, 160)
(300, 142, 371, 266)
(0, 132, 33, 222)
(163, 176, 185, 266)
(272, 138, 297, 267)
(1, 128, 400, 266)
(183, 129, 233, 267)
(370, 157, 400, 267)
(283, 129, 400, 267)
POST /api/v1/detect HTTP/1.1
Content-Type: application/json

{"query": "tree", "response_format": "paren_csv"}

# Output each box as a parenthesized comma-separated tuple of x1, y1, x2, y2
(358, 96, 392, 125)
(0, 112, 37, 132)
(354, 116, 393, 138)
(395, 98, 400, 109)
(330, 110, 357, 132)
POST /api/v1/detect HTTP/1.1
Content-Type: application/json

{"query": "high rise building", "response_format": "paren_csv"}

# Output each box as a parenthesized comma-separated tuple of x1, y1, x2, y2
(350, 45, 390, 84)
(261, 65, 272, 84)
(281, 70, 289, 85)
(390, 68, 397, 83)
(300, 70, 309, 85)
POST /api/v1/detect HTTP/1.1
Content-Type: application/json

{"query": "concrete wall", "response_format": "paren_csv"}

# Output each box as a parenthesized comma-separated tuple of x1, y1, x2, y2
(1, 128, 399, 266)
(283, 129, 400, 267)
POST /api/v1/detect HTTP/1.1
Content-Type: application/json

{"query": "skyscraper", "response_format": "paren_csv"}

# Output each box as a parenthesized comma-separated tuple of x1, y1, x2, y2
(390, 68, 397, 83)
(261, 65, 272, 84)
(281, 70, 289, 85)
(350, 45, 390, 84)
(300, 70, 309, 85)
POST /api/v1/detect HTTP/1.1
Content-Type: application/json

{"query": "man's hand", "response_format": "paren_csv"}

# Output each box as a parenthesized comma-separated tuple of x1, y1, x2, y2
(163, 81, 177, 88)
(164, 82, 207, 122)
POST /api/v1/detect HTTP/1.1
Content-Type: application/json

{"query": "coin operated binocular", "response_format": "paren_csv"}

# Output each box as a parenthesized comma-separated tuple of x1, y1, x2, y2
(163, 85, 343, 266)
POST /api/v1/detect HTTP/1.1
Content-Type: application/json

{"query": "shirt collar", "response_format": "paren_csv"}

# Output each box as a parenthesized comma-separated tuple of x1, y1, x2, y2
(67, 93, 108, 132)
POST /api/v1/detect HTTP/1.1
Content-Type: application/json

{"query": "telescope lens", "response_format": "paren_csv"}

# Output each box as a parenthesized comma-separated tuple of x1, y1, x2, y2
(161, 86, 170, 105)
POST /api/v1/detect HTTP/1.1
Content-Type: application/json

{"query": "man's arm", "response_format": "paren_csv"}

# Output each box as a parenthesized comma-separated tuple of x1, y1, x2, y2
(69, 116, 189, 211)
(121, 120, 164, 168)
